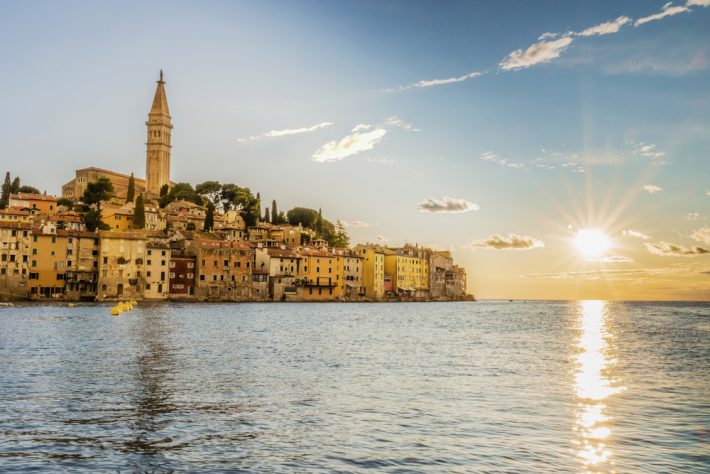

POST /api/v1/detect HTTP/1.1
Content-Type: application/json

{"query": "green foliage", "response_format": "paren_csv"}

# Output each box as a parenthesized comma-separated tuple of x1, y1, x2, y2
(0, 172, 10, 208)
(83, 209, 109, 232)
(81, 178, 114, 206)
(204, 201, 215, 231)
(271, 200, 278, 224)
(126, 173, 135, 203)
(133, 194, 145, 229)
(10, 177, 20, 194)
(331, 220, 350, 248)
(256, 192, 262, 220)
(286, 207, 319, 228)
(316, 208, 323, 235)
(159, 182, 201, 208)
(57, 198, 73, 210)
(220, 183, 259, 226)
(17, 185, 40, 194)
(264, 207, 270, 223)
(186, 222, 196, 231)
(278, 211, 287, 225)
(195, 180, 222, 207)
(160, 184, 169, 198)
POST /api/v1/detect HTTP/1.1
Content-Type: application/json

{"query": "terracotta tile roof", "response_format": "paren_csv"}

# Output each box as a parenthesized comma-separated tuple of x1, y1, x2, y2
(0, 208, 30, 216)
(75, 167, 147, 182)
(10, 193, 57, 202)
(0, 221, 31, 230)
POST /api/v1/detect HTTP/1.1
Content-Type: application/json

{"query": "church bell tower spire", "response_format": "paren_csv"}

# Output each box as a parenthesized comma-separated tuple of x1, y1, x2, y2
(145, 70, 172, 198)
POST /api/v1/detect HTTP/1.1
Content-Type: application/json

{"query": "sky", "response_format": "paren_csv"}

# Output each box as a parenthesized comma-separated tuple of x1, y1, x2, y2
(0, 0, 709, 300)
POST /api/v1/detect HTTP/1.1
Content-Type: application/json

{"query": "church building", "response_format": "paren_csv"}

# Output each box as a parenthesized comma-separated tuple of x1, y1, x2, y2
(62, 72, 173, 201)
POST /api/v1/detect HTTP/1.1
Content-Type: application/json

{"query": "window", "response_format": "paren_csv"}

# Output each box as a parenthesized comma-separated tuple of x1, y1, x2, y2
(169, 272, 175, 278)
(147, 260, 152, 265)
(187, 272, 193, 279)
(187, 262, 194, 268)
(32, 248, 37, 255)
(162, 250, 166, 256)
(32, 260, 36, 267)
(169, 261, 176, 268)
(148, 250, 152, 256)
(200, 275, 205, 281)
(161, 260, 165, 266)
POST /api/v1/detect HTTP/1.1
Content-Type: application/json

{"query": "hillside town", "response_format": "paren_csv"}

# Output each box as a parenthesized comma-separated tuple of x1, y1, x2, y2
(0, 72, 471, 302)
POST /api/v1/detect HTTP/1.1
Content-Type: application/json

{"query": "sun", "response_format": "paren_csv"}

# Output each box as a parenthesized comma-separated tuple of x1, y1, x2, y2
(574, 229, 611, 260)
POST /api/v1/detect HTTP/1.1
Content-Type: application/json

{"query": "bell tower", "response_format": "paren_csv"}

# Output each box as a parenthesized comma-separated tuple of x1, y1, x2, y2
(145, 70, 172, 198)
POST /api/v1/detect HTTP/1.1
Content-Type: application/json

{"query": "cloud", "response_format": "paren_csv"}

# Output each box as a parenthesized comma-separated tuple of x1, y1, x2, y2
(238, 122, 332, 142)
(645, 241, 710, 256)
(480, 151, 528, 169)
(385, 116, 421, 132)
(687, 0, 710, 6)
(364, 156, 394, 164)
(643, 184, 663, 193)
(628, 140, 667, 159)
(596, 255, 635, 263)
(526, 269, 645, 280)
(691, 227, 710, 244)
(312, 128, 387, 163)
(623, 230, 652, 240)
(577, 16, 631, 36)
(376, 235, 388, 243)
(705, 190, 710, 197)
(351, 124, 372, 132)
(500, 36, 574, 71)
(471, 234, 545, 250)
(687, 212, 701, 221)
(340, 220, 370, 228)
(417, 197, 479, 214)
(635, 2, 690, 26)
(413, 71, 483, 88)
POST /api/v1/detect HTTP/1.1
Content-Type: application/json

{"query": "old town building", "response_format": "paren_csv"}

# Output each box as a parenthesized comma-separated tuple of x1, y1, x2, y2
(195, 238, 253, 300)
(97, 231, 147, 300)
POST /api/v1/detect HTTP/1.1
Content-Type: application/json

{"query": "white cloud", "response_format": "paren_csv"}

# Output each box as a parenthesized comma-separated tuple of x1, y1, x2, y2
(705, 190, 710, 197)
(643, 184, 663, 193)
(645, 241, 709, 256)
(384, 116, 421, 132)
(623, 230, 651, 240)
(364, 156, 394, 165)
(691, 227, 710, 244)
(351, 124, 372, 132)
(499, 36, 574, 71)
(628, 140, 667, 159)
(595, 255, 635, 263)
(480, 151, 527, 169)
(471, 234, 545, 250)
(239, 121, 332, 142)
(340, 220, 371, 228)
(687, 0, 710, 6)
(312, 128, 387, 163)
(417, 197, 479, 214)
(635, 2, 689, 26)
(577, 16, 631, 36)
(687, 212, 701, 221)
(413, 71, 482, 88)
(376, 235, 388, 243)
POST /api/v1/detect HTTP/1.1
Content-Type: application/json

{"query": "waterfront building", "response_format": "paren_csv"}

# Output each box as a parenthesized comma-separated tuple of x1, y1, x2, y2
(97, 231, 147, 300)
(429, 251, 454, 300)
(339, 249, 364, 299)
(446, 265, 467, 299)
(353, 244, 385, 300)
(383, 246, 430, 299)
(168, 253, 196, 298)
(64, 231, 99, 301)
(28, 223, 68, 299)
(0, 221, 31, 299)
(297, 248, 341, 301)
(254, 246, 301, 301)
(195, 238, 253, 300)
(145, 241, 170, 299)
(9, 193, 58, 216)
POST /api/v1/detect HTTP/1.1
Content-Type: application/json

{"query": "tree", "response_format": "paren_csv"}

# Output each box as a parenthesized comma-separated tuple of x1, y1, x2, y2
(278, 211, 287, 225)
(126, 173, 135, 203)
(159, 182, 201, 208)
(83, 209, 109, 232)
(286, 207, 319, 228)
(316, 208, 323, 235)
(204, 201, 215, 231)
(133, 194, 145, 229)
(57, 198, 73, 210)
(264, 207, 270, 224)
(0, 172, 10, 208)
(195, 180, 222, 208)
(81, 177, 114, 206)
(160, 184, 169, 198)
(220, 183, 259, 226)
(186, 222, 196, 231)
(10, 177, 20, 194)
(271, 200, 278, 225)
(256, 192, 262, 221)
(331, 220, 350, 248)
(17, 185, 41, 194)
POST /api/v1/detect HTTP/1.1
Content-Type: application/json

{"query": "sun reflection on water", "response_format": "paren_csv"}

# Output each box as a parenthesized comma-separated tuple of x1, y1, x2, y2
(574, 300, 623, 473)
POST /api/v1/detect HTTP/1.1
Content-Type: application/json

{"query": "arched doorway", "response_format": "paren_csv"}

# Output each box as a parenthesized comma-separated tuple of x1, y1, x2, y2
(117, 284, 124, 296)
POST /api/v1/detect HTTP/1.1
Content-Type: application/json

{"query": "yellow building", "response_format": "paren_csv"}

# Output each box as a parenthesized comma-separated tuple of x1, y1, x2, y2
(97, 231, 147, 300)
(64, 231, 99, 300)
(28, 225, 68, 299)
(336, 249, 364, 299)
(353, 244, 385, 300)
(101, 202, 135, 231)
(0, 208, 31, 224)
(297, 248, 342, 301)
(0, 221, 31, 298)
(145, 241, 170, 299)
(384, 246, 430, 299)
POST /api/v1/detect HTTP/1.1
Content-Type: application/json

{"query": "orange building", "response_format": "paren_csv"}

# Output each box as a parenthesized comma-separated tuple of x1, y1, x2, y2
(9, 193, 58, 215)
(297, 248, 342, 301)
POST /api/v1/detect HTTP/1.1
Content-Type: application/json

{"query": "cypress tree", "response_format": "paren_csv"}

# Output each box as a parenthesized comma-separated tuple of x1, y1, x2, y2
(10, 177, 20, 194)
(126, 173, 135, 203)
(315, 208, 323, 235)
(271, 200, 278, 225)
(264, 207, 270, 224)
(204, 201, 215, 231)
(159, 184, 169, 197)
(256, 192, 262, 221)
(133, 194, 146, 229)
(0, 172, 10, 208)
